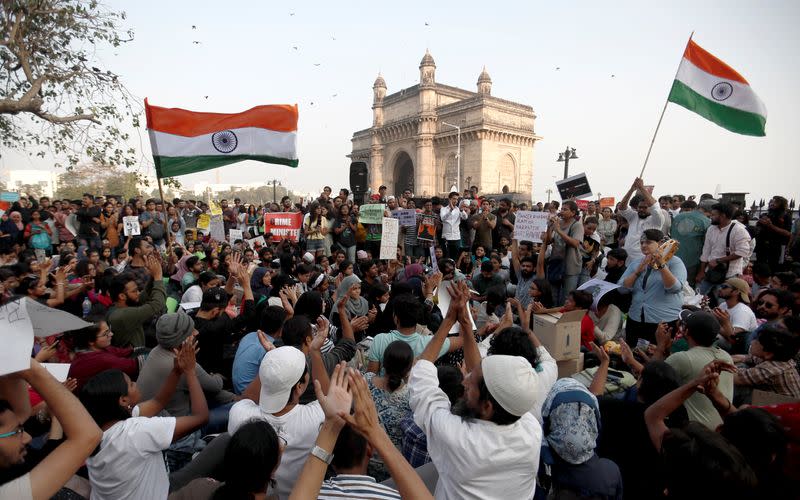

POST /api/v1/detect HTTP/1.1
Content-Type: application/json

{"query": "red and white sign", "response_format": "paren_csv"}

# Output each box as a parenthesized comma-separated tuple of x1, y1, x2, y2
(264, 212, 303, 242)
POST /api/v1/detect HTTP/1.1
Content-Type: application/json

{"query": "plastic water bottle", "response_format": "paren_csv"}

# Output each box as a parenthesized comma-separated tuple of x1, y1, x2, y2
(82, 297, 92, 318)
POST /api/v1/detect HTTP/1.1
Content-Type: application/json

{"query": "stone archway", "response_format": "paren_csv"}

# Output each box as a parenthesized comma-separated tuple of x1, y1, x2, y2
(393, 151, 414, 196)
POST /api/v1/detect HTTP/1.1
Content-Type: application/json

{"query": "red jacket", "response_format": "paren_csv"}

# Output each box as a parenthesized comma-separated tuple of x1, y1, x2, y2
(68, 347, 138, 390)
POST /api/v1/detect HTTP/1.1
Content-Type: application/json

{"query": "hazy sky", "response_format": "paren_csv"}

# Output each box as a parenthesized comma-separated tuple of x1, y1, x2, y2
(2, 1, 799, 205)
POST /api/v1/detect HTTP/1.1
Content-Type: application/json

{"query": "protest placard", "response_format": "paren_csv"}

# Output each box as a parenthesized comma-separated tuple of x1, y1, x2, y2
(210, 200, 223, 216)
(246, 236, 267, 250)
(437, 280, 477, 334)
(0, 191, 20, 202)
(43, 363, 71, 383)
(578, 278, 622, 311)
(391, 209, 417, 227)
(513, 211, 550, 243)
(264, 212, 303, 242)
(417, 214, 436, 242)
(599, 197, 616, 209)
(556, 172, 593, 200)
(576, 199, 590, 211)
(197, 214, 210, 230)
(430, 246, 438, 269)
(379, 217, 399, 260)
(0, 298, 91, 376)
(229, 229, 243, 242)
(210, 214, 225, 242)
(122, 216, 141, 236)
(359, 204, 385, 225)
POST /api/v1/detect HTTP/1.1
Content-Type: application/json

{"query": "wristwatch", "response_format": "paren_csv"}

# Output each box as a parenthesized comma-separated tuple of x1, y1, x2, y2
(311, 445, 334, 464)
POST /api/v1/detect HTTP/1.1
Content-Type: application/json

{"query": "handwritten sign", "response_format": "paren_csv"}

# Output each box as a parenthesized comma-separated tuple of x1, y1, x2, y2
(229, 229, 243, 242)
(264, 212, 303, 242)
(359, 204, 385, 225)
(123, 216, 141, 236)
(513, 211, 550, 243)
(417, 214, 436, 242)
(0, 298, 91, 376)
(379, 217, 399, 260)
(197, 214, 210, 230)
(391, 209, 417, 227)
(209, 214, 225, 242)
(556, 172, 593, 200)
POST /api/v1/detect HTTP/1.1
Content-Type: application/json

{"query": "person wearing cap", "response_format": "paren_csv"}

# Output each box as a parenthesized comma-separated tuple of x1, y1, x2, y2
(656, 309, 734, 429)
(137, 310, 235, 433)
(228, 343, 331, 499)
(713, 278, 758, 353)
(408, 282, 542, 499)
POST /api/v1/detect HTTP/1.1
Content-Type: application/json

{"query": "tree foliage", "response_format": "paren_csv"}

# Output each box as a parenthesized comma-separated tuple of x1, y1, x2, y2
(0, 1, 140, 169)
(55, 161, 139, 200)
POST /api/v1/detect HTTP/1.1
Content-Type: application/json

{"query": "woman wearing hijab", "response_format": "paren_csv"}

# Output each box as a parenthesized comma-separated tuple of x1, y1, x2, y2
(249, 266, 272, 302)
(541, 378, 623, 499)
(331, 274, 371, 340)
(0, 210, 25, 248)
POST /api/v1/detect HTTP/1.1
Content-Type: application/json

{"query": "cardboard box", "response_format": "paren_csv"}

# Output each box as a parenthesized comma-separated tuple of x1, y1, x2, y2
(532, 309, 585, 361)
(557, 353, 585, 379)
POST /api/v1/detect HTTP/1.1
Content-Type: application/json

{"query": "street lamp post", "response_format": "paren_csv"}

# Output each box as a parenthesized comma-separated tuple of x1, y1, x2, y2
(442, 122, 461, 192)
(267, 179, 281, 204)
(557, 146, 578, 180)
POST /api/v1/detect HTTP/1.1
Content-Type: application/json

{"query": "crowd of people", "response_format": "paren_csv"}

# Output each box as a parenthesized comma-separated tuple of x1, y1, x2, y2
(0, 178, 799, 499)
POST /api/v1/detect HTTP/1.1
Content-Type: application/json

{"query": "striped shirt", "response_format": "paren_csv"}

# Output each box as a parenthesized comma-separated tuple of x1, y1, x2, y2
(318, 474, 401, 499)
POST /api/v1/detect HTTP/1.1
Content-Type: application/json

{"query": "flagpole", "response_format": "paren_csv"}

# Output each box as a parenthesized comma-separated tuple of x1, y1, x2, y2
(639, 31, 694, 178)
(157, 176, 172, 250)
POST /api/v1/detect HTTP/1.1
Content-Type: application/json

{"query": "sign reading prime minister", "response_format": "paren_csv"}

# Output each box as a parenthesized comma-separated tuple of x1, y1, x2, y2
(264, 212, 303, 242)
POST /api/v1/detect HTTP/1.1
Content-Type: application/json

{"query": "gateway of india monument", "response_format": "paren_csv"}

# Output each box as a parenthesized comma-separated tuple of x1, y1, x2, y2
(349, 50, 541, 198)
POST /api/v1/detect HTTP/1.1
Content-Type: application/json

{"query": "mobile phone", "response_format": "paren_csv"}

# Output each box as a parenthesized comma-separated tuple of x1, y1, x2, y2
(635, 338, 650, 351)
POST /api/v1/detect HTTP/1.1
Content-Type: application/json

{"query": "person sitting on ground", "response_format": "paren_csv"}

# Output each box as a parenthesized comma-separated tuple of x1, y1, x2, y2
(107, 255, 167, 348)
(231, 306, 288, 394)
(712, 277, 759, 354)
(0, 360, 102, 500)
(80, 337, 208, 500)
(408, 281, 542, 499)
(168, 420, 283, 500)
(733, 325, 800, 400)
(180, 271, 222, 305)
(540, 378, 623, 499)
(227, 344, 330, 499)
(399, 365, 464, 468)
(470, 260, 504, 302)
(367, 294, 462, 374)
(589, 291, 624, 344)
(533, 289, 596, 350)
(67, 318, 141, 391)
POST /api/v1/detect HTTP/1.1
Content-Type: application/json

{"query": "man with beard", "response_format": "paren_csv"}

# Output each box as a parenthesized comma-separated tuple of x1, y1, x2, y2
(696, 203, 752, 296)
(491, 198, 516, 250)
(408, 282, 542, 499)
(756, 196, 792, 271)
(618, 177, 665, 264)
(712, 278, 758, 354)
(511, 239, 537, 307)
(107, 255, 166, 348)
(745, 288, 794, 352)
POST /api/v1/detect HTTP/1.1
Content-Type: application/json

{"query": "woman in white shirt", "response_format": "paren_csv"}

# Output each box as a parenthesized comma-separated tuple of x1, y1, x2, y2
(79, 337, 208, 500)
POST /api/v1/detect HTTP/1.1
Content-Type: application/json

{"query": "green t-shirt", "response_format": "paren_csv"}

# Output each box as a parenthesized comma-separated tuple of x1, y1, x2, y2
(671, 211, 710, 269)
(368, 330, 451, 373)
(666, 346, 733, 429)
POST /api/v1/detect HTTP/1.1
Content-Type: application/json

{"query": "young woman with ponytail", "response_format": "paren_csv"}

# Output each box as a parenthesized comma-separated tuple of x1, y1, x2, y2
(362, 340, 414, 480)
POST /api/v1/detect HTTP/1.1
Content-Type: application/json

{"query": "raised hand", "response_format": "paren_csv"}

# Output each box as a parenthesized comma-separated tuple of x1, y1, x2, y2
(257, 330, 275, 353)
(619, 339, 636, 366)
(316, 315, 330, 337)
(173, 336, 198, 373)
(712, 307, 731, 325)
(342, 370, 383, 441)
(591, 341, 610, 365)
(310, 323, 328, 352)
(656, 322, 673, 352)
(314, 362, 352, 426)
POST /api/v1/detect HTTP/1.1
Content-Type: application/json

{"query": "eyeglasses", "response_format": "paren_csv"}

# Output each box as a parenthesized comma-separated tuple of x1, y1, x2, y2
(718, 284, 731, 289)
(0, 426, 24, 439)
(757, 300, 776, 308)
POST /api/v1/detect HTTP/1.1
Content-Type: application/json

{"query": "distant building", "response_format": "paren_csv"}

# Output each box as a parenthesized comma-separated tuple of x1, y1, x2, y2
(349, 50, 541, 197)
(7, 170, 59, 198)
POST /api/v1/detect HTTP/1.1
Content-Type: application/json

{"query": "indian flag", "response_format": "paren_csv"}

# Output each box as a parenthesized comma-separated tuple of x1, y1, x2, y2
(145, 99, 299, 178)
(668, 39, 766, 136)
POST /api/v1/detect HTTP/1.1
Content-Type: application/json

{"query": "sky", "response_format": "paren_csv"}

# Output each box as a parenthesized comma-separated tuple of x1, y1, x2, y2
(2, 0, 799, 205)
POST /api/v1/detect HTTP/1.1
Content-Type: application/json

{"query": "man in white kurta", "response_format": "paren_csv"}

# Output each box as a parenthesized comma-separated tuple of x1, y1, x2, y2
(409, 355, 542, 500)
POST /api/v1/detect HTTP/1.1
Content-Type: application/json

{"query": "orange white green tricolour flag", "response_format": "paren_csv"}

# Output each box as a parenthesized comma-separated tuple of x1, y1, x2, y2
(668, 40, 766, 136)
(145, 100, 299, 178)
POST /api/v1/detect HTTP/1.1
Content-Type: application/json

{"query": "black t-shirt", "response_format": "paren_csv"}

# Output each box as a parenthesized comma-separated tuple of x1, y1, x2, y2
(76, 206, 102, 238)
(333, 216, 356, 247)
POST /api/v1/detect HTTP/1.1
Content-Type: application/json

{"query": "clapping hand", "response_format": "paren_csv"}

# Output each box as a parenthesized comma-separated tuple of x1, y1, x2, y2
(310, 321, 328, 351)
(656, 322, 673, 353)
(351, 315, 370, 331)
(314, 362, 352, 427)
(591, 342, 610, 365)
(173, 336, 198, 373)
(342, 370, 384, 441)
